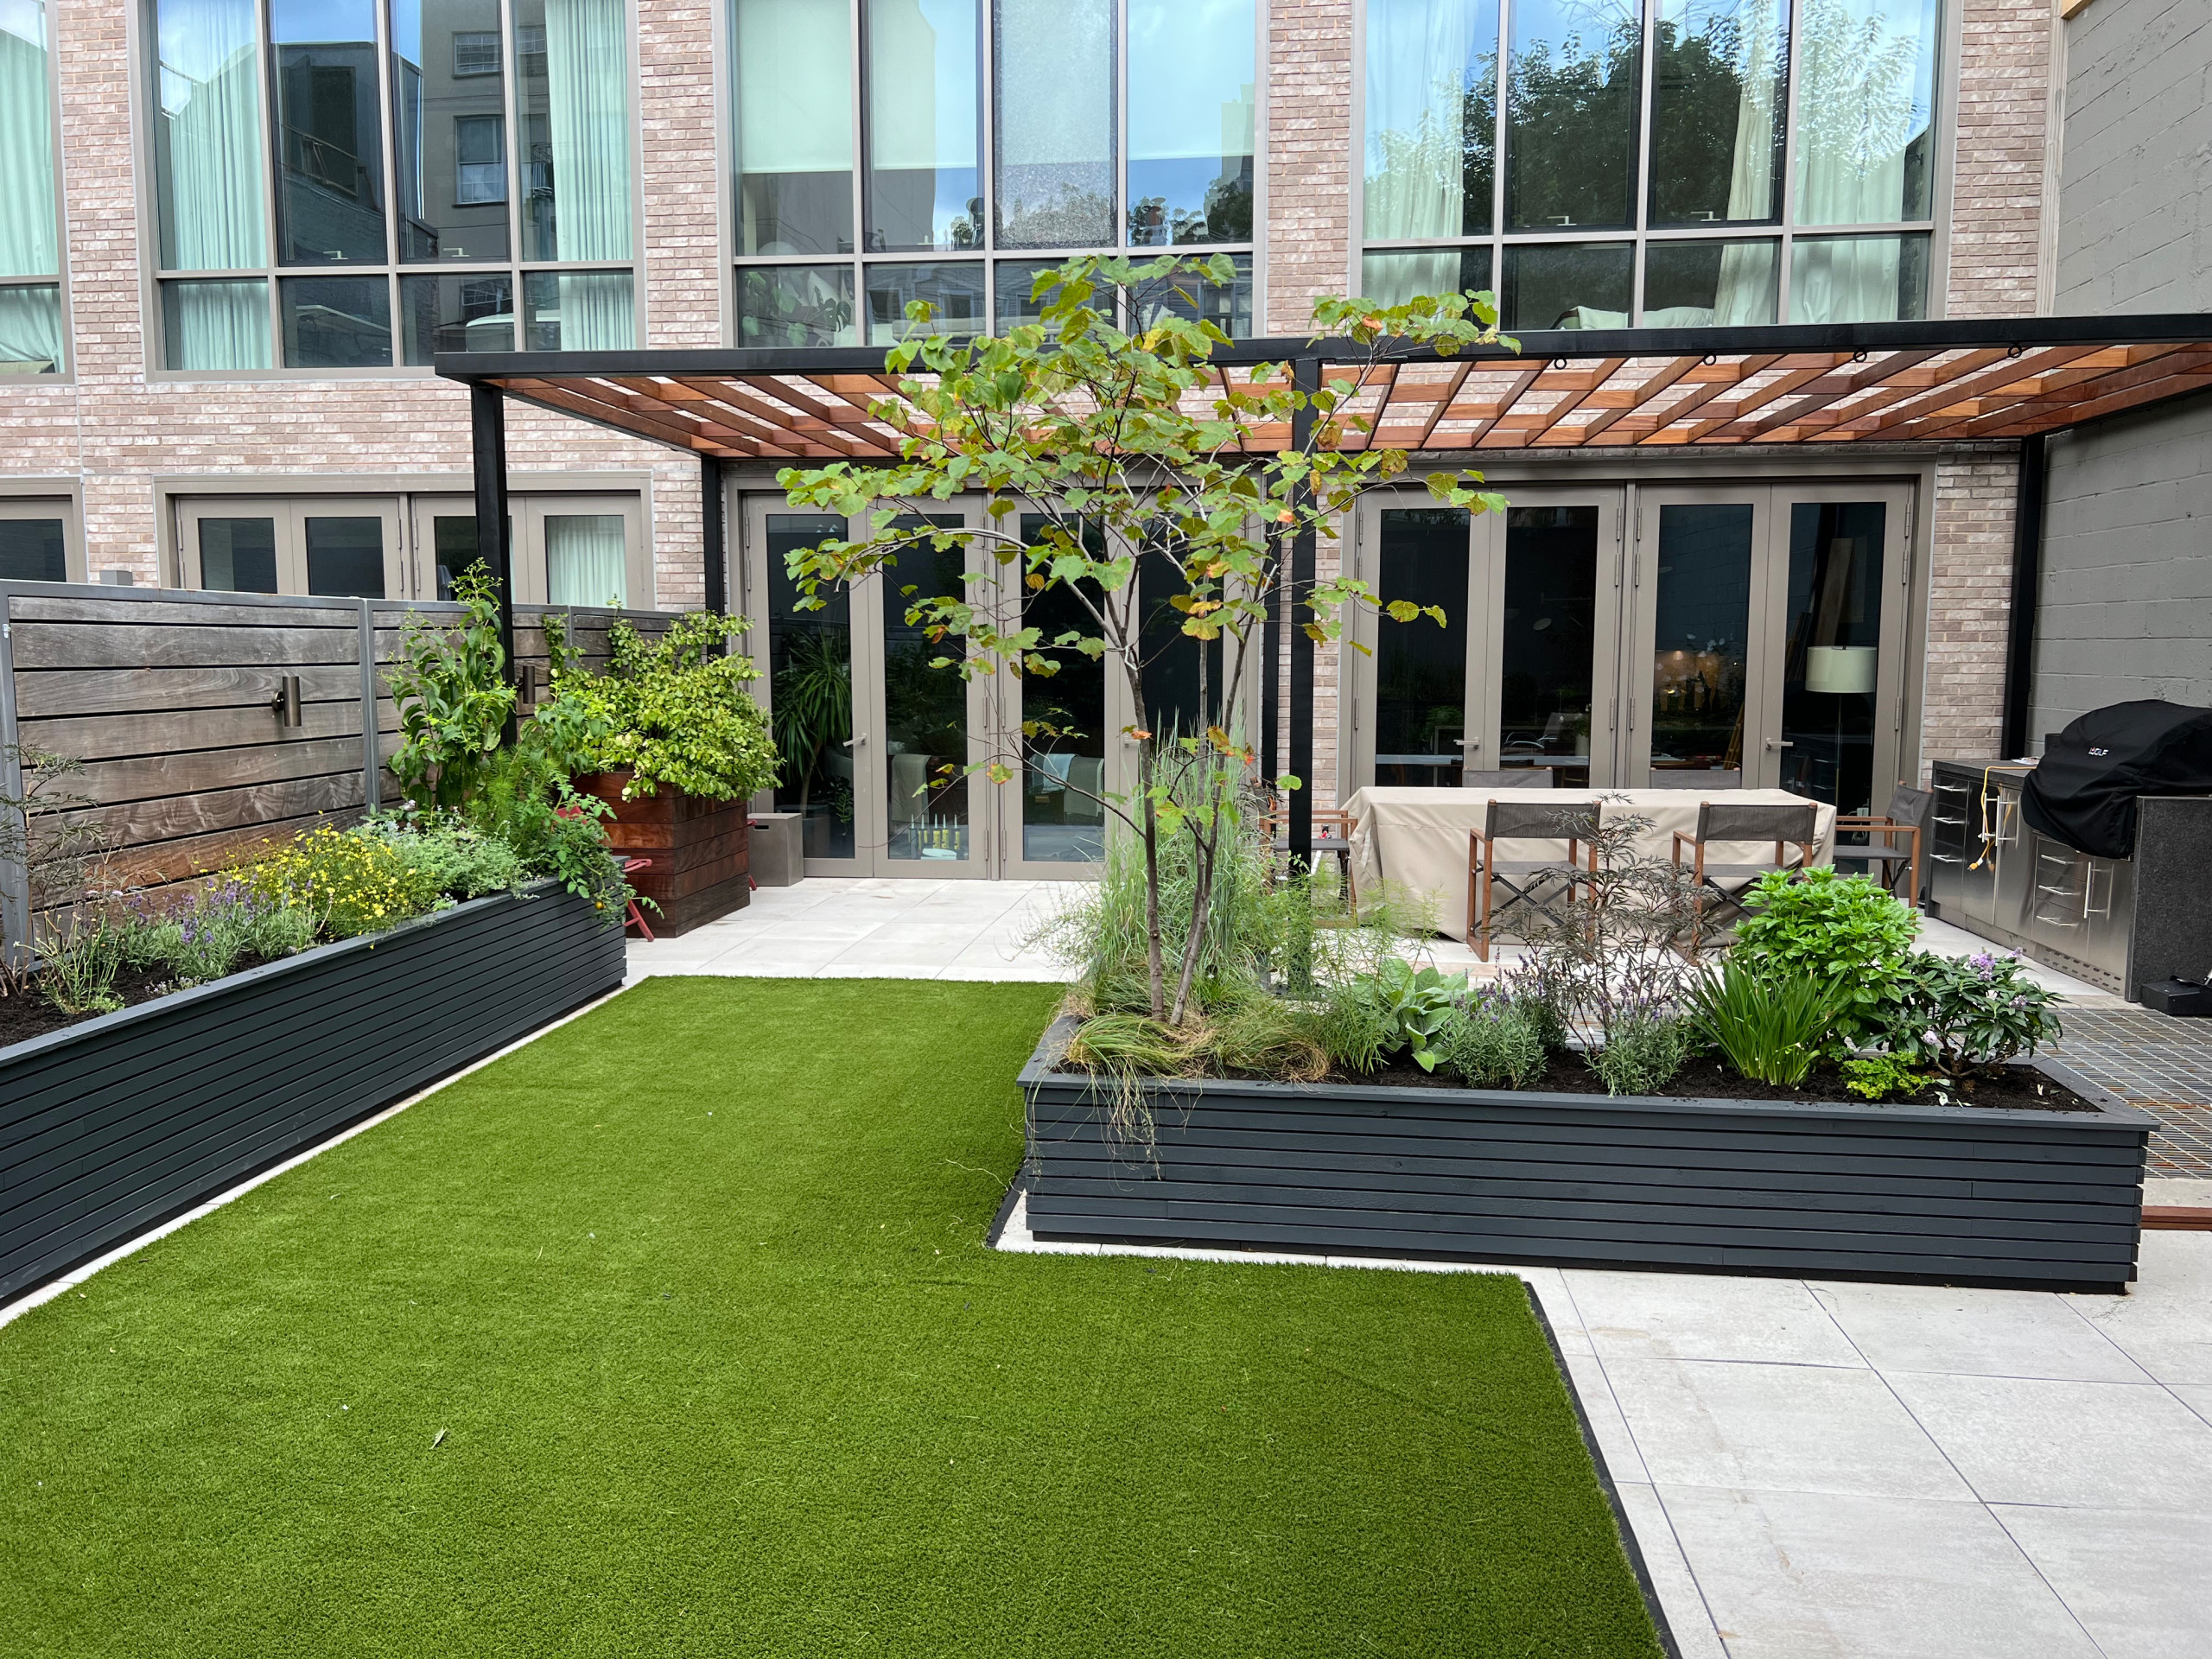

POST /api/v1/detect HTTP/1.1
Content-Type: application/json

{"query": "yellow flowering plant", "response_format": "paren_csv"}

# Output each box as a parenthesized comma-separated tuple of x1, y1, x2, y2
(244, 827, 449, 940)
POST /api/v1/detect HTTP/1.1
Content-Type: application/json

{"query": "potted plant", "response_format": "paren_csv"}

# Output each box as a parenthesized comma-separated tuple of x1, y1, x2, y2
(547, 613, 781, 935)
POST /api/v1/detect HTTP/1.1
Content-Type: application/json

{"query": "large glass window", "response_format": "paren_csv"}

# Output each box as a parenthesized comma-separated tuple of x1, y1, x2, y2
(732, 0, 1257, 343)
(1, 0, 64, 374)
(148, 0, 639, 372)
(1362, 0, 1938, 327)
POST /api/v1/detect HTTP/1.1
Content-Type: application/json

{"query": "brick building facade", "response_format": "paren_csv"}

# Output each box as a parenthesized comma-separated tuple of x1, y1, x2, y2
(3, 0, 2071, 868)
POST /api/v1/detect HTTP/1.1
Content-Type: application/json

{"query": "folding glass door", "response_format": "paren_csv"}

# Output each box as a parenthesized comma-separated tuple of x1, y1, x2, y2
(1350, 490, 1623, 791)
(177, 497, 406, 599)
(747, 502, 1009, 878)
(1624, 484, 1910, 812)
(408, 494, 649, 606)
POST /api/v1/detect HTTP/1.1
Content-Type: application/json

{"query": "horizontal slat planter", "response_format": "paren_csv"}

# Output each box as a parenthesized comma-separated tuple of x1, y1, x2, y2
(1020, 1018, 2154, 1292)
(0, 882, 627, 1305)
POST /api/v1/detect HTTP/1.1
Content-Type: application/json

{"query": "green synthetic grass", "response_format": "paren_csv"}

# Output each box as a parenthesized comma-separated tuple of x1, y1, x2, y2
(0, 978, 1662, 1657)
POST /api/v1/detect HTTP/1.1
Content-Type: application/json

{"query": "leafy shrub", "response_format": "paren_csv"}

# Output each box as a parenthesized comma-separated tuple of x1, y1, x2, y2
(1434, 994, 1549, 1090)
(355, 813, 525, 899)
(1878, 951, 2063, 1079)
(137, 878, 321, 985)
(1730, 868, 1917, 1045)
(1315, 959, 1465, 1074)
(1588, 1017, 1692, 1097)
(388, 564, 517, 810)
(1840, 1053, 1928, 1102)
(245, 827, 448, 939)
(1685, 960, 1846, 1089)
(550, 613, 779, 803)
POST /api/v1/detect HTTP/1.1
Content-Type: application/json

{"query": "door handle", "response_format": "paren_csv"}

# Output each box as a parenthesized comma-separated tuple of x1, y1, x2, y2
(842, 734, 866, 748)
(1458, 737, 1482, 753)
(1764, 739, 1794, 751)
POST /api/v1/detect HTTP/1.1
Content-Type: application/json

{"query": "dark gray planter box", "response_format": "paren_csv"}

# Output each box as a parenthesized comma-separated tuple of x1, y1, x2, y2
(0, 883, 627, 1305)
(1021, 1018, 2154, 1293)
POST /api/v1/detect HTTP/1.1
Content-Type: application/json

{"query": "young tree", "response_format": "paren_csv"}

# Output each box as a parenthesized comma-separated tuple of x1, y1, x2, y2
(780, 254, 1512, 1025)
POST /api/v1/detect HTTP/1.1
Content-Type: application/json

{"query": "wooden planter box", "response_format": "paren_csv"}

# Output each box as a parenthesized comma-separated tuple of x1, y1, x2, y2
(1020, 1018, 2154, 1294)
(575, 772, 751, 937)
(0, 883, 626, 1306)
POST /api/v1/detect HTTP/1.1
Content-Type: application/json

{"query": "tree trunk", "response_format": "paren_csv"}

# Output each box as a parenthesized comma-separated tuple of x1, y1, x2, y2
(1168, 770, 1224, 1027)
(1141, 744, 1167, 1022)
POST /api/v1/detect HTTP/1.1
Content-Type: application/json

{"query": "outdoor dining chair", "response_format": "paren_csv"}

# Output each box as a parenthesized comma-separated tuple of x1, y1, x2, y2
(621, 857, 655, 940)
(1467, 799, 1600, 961)
(1834, 785, 1932, 908)
(1669, 801, 1821, 943)
(1260, 800, 1358, 907)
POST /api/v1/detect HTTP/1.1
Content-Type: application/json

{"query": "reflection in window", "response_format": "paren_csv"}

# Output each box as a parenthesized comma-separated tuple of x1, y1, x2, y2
(1020, 515, 1107, 862)
(882, 517, 971, 861)
(1789, 232, 1926, 322)
(991, 260, 1073, 333)
(736, 0, 852, 256)
(1499, 506, 1598, 789)
(1794, 0, 1938, 226)
(271, 0, 388, 267)
(400, 271, 513, 362)
(993, 0, 1113, 249)
(0, 518, 67, 582)
(865, 0, 980, 252)
(391, 0, 512, 263)
(1506, 0, 1642, 232)
(866, 262, 984, 344)
(281, 274, 392, 367)
(1364, 0, 1496, 243)
(515, 0, 635, 274)
(766, 514, 855, 861)
(1129, 256, 1253, 337)
(1503, 241, 1631, 330)
(1374, 508, 1468, 788)
(1649, 0, 1786, 227)
(523, 267, 633, 349)
(1649, 502, 1752, 783)
(1127, 0, 1254, 245)
(1362, 246, 1491, 309)
(737, 264, 856, 346)
(304, 514, 386, 596)
(199, 517, 281, 593)
(1643, 238, 1777, 325)
(1781, 500, 1885, 814)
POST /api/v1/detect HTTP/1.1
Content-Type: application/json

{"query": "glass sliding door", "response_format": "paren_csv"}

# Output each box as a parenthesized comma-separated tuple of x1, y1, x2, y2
(1483, 498, 1618, 787)
(877, 512, 995, 874)
(758, 511, 861, 868)
(177, 497, 404, 597)
(1368, 505, 1473, 787)
(1006, 512, 1112, 870)
(1624, 484, 1908, 801)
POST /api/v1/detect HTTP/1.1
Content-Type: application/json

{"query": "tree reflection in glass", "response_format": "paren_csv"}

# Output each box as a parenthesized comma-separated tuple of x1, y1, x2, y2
(1649, 0, 1787, 227)
(1505, 0, 1642, 232)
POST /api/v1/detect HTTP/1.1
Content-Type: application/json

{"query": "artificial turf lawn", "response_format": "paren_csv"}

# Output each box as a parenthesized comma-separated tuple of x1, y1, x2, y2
(1, 977, 1662, 1657)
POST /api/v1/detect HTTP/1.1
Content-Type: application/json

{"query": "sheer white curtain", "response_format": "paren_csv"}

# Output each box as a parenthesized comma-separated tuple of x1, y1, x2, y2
(1363, 0, 1475, 300)
(1790, 0, 1932, 321)
(0, 0, 59, 276)
(1713, 0, 1783, 322)
(546, 0, 635, 347)
(156, 0, 270, 365)
(742, 0, 852, 182)
(546, 514, 627, 607)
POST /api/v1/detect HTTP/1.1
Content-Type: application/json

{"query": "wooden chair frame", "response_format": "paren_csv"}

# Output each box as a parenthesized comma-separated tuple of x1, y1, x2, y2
(1669, 804, 1821, 950)
(1468, 804, 1599, 962)
(1833, 813, 1924, 909)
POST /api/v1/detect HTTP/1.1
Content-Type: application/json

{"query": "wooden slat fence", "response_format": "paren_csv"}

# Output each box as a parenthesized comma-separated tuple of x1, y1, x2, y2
(0, 583, 678, 942)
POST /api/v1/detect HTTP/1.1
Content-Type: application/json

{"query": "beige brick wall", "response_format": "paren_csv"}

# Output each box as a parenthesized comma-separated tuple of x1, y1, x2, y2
(4, 0, 714, 605)
(1921, 455, 2022, 772)
(1946, 0, 2055, 317)
(1263, 0, 1353, 335)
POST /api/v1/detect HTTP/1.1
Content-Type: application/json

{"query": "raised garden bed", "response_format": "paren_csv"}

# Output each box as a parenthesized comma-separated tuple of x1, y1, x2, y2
(1020, 1016, 2154, 1294)
(576, 771, 751, 937)
(0, 882, 626, 1305)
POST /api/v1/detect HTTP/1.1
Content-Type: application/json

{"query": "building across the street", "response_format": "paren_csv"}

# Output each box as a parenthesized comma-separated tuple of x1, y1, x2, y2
(3, 0, 2205, 878)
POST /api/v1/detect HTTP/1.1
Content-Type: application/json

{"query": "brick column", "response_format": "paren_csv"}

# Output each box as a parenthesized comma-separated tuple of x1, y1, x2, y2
(1946, 0, 2053, 317)
(1264, 0, 1354, 334)
(1921, 454, 2022, 772)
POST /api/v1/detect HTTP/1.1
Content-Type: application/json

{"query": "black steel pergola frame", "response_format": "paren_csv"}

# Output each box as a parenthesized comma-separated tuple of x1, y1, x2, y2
(441, 311, 2212, 862)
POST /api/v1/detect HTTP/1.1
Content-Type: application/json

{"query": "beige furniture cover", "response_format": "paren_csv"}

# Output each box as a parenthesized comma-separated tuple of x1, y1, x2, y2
(1344, 786, 1839, 942)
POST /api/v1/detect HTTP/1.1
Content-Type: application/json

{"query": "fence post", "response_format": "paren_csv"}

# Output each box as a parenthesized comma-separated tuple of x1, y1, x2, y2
(359, 599, 381, 813)
(0, 591, 29, 963)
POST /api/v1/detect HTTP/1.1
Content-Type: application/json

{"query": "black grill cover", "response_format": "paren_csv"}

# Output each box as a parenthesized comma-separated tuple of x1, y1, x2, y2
(2020, 700, 2212, 859)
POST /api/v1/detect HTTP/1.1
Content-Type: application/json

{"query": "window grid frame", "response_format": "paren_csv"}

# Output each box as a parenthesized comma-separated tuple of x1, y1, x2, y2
(144, 0, 647, 378)
(1353, 0, 1948, 329)
(2, 0, 73, 379)
(728, 0, 1263, 345)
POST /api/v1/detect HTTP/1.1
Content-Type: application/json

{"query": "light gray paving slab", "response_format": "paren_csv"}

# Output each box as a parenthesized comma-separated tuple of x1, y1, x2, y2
(2067, 1232, 2212, 1386)
(1565, 1270, 1866, 1367)
(1561, 1349, 1650, 1484)
(1656, 1485, 2101, 1659)
(1602, 1357, 1971, 1500)
(1809, 1279, 2152, 1382)
(1610, 1482, 1728, 1659)
(1993, 1504, 2212, 1659)
(1881, 1370, 2212, 1512)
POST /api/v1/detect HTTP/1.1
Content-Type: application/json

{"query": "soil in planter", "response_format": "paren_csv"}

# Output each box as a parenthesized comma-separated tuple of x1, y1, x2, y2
(1329, 1051, 2101, 1113)
(0, 959, 283, 1050)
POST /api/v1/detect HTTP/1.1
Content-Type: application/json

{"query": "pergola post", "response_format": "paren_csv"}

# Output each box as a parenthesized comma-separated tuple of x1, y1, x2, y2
(701, 454, 727, 620)
(470, 382, 517, 741)
(2000, 432, 2048, 760)
(1287, 356, 1320, 872)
